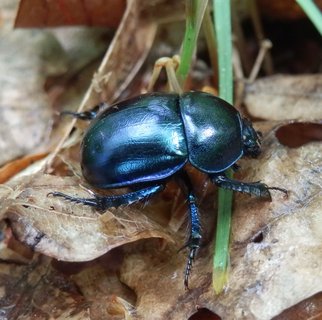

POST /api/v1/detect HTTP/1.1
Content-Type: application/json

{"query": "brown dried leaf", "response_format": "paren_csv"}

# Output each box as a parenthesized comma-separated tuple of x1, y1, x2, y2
(2, 173, 173, 262)
(0, 13, 68, 165)
(52, 27, 114, 75)
(273, 292, 322, 320)
(0, 153, 47, 184)
(2, 1, 321, 318)
(47, 0, 159, 166)
(244, 74, 322, 121)
(258, 0, 322, 20)
(117, 122, 322, 319)
(0, 224, 33, 263)
(70, 257, 136, 319)
(79, 0, 158, 108)
(0, 256, 90, 319)
(1, 120, 321, 319)
(276, 122, 322, 148)
(15, 0, 126, 28)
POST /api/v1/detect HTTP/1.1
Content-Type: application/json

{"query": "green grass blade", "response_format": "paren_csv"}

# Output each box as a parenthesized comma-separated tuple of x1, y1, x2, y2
(296, 0, 322, 36)
(212, 0, 233, 294)
(213, 1, 233, 104)
(176, 0, 208, 88)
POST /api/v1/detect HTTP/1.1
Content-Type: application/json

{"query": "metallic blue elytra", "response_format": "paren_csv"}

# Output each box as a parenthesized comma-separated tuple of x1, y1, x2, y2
(81, 93, 188, 188)
(81, 92, 247, 189)
(51, 91, 284, 290)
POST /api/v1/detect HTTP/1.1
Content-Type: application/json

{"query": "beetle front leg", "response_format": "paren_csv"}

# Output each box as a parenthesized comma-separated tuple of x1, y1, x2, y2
(210, 173, 287, 199)
(178, 171, 202, 290)
(60, 103, 106, 121)
(49, 184, 165, 212)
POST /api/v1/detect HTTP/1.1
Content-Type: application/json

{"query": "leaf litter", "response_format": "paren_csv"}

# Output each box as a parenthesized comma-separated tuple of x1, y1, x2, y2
(0, 0, 322, 319)
(1, 119, 321, 319)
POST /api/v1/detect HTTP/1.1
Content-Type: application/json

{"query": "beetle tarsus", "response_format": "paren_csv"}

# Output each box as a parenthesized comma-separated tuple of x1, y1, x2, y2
(184, 245, 198, 290)
(211, 174, 287, 198)
(48, 192, 99, 207)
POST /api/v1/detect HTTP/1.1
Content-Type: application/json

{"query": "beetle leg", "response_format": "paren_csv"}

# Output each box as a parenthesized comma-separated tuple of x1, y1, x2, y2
(211, 174, 287, 199)
(184, 193, 202, 290)
(49, 184, 165, 211)
(60, 103, 106, 120)
(178, 171, 202, 290)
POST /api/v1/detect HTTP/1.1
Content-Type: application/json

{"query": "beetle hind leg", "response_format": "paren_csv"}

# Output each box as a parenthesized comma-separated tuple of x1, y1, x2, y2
(178, 172, 202, 290)
(49, 184, 165, 212)
(211, 174, 287, 199)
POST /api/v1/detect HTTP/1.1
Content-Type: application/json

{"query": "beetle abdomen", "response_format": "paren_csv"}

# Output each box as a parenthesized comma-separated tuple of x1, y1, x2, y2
(81, 94, 188, 188)
(180, 92, 243, 173)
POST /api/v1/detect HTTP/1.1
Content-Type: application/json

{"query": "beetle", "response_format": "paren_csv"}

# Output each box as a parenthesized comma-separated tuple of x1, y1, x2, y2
(50, 91, 286, 289)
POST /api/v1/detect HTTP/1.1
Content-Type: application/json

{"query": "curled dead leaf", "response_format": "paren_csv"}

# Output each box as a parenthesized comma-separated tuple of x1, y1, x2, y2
(115, 122, 322, 319)
(70, 259, 136, 319)
(273, 291, 322, 319)
(3, 173, 173, 262)
(15, 0, 126, 28)
(0, 24, 67, 165)
(0, 256, 91, 319)
(0, 153, 48, 184)
(245, 74, 322, 121)
(258, 0, 322, 20)
(0, 120, 321, 319)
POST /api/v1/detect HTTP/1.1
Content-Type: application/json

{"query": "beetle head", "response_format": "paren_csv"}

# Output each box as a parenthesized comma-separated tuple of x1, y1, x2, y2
(242, 118, 261, 158)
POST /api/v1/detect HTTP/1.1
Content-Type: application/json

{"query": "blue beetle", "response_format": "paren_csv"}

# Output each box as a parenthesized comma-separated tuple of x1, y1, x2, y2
(51, 91, 285, 288)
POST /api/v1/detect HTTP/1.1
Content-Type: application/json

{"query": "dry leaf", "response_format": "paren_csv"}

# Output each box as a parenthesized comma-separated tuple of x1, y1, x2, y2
(47, 0, 160, 167)
(2, 173, 173, 262)
(51, 27, 114, 75)
(0, 3, 68, 165)
(276, 122, 322, 148)
(1, 121, 321, 319)
(1, 0, 321, 318)
(79, 0, 158, 108)
(0, 256, 91, 319)
(70, 256, 136, 319)
(244, 74, 322, 121)
(115, 122, 322, 320)
(273, 291, 322, 319)
(258, 0, 322, 20)
(0, 153, 47, 184)
(15, 0, 126, 28)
